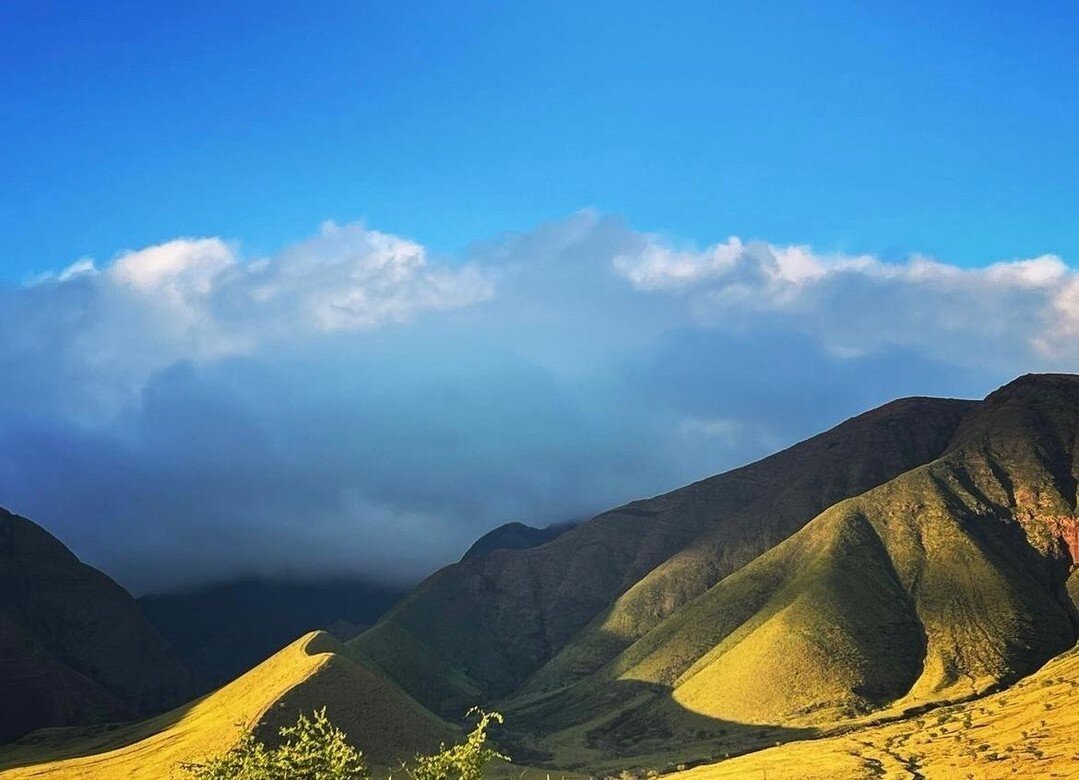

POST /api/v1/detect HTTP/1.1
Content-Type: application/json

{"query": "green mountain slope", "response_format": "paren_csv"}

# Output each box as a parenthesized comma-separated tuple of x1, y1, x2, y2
(353, 396, 974, 715)
(0, 509, 194, 743)
(515, 374, 1079, 766)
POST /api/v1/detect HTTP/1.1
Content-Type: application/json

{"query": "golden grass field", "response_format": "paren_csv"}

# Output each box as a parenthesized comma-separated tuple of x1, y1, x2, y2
(672, 645, 1079, 779)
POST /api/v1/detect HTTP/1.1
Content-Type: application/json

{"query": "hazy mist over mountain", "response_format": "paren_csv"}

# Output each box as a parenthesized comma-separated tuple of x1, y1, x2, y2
(3, 214, 1062, 592)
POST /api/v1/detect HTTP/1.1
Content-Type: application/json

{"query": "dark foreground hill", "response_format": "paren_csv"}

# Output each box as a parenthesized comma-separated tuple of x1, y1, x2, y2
(0, 509, 194, 743)
(140, 577, 406, 690)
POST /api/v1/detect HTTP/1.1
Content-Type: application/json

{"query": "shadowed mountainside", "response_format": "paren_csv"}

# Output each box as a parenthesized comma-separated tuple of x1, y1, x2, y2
(0, 509, 194, 743)
(352, 395, 976, 714)
(140, 577, 406, 691)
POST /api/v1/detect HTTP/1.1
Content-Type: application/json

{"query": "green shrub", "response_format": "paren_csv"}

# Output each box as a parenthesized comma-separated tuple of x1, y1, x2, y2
(182, 708, 367, 780)
(181, 707, 507, 780)
(403, 708, 508, 780)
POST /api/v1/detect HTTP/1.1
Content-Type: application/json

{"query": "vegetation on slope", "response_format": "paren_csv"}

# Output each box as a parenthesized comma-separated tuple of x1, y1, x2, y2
(510, 374, 1079, 766)
(672, 642, 1079, 779)
(183, 708, 369, 780)
(183, 707, 506, 780)
(354, 397, 974, 714)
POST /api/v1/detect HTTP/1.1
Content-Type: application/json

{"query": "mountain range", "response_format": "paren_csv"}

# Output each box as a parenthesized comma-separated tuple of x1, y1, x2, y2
(3, 373, 1079, 778)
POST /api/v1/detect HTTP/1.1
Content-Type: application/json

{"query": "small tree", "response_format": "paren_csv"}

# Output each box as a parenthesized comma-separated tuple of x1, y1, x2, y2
(181, 707, 507, 780)
(404, 708, 508, 780)
(182, 708, 368, 780)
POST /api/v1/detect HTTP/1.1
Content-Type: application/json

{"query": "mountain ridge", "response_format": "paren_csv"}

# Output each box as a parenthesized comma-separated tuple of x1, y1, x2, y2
(461, 521, 578, 561)
(505, 374, 1079, 768)
(0, 631, 455, 779)
(352, 394, 977, 715)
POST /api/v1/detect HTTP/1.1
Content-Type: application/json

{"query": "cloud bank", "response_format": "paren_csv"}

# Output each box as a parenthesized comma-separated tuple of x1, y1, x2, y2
(3, 212, 1075, 593)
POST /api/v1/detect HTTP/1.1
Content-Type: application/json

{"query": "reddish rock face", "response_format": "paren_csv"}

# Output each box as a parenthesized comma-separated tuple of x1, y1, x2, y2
(1048, 516, 1079, 565)
(1010, 486, 1079, 566)
(1015, 509, 1079, 566)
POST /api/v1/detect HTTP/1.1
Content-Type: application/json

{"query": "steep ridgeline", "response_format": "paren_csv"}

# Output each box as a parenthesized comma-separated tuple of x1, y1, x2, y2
(352, 396, 975, 715)
(0, 509, 194, 743)
(517, 374, 1079, 766)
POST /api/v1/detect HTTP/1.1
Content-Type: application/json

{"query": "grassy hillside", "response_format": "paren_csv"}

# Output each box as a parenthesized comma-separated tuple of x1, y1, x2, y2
(0, 632, 454, 779)
(508, 374, 1079, 766)
(524, 398, 977, 696)
(354, 397, 974, 713)
(672, 641, 1079, 779)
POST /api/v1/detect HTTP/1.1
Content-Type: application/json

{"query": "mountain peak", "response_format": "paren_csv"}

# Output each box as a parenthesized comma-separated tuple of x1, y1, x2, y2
(986, 372, 1079, 402)
(460, 520, 576, 561)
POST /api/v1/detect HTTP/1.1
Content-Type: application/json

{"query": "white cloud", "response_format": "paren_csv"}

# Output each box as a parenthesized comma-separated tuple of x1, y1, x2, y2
(269, 221, 495, 332)
(14, 222, 494, 418)
(612, 234, 1079, 365)
(2, 212, 1076, 591)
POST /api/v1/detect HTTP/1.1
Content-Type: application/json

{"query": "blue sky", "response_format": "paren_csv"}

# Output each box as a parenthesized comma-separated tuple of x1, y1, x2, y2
(3, 3, 1079, 592)
(4, 0, 1077, 278)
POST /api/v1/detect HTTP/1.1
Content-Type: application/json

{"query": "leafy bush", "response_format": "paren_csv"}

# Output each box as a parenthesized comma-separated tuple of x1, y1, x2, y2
(403, 708, 507, 780)
(182, 707, 368, 780)
(181, 707, 507, 780)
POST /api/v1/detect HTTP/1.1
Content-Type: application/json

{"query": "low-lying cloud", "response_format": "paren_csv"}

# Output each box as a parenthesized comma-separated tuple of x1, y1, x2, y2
(2, 212, 1073, 593)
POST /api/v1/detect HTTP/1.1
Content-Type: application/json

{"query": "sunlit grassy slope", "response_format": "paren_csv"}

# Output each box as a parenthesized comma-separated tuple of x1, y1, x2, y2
(0, 632, 454, 779)
(506, 375, 1079, 767)
(355, 397, 974, 714)
(673, 642, 1079, 779)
